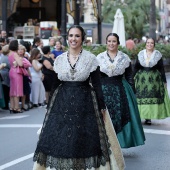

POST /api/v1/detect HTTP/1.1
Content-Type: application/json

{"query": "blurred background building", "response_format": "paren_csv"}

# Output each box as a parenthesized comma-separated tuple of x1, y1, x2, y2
(156, 0, 169, 36)
(0, 0, 170, 43)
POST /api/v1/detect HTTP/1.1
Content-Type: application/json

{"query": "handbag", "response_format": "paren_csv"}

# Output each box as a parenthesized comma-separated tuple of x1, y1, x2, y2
(16, 66, 23, 74)
(23, 58, 32, 68)
(16, 58, 31, 76)
(16, 67, 29, 76)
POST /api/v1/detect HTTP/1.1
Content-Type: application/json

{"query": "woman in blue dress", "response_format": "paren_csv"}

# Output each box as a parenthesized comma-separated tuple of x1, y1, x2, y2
(97, 33, 145, 148)
(51, 40, 64, 59)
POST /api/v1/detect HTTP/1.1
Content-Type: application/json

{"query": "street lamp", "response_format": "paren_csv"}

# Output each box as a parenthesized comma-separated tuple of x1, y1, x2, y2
(61, 0, 67, 46)
(74, 0, 80, 25)
(91, 0, 102, 44)
(97, 0, 102, 44)
(2, 0, 7, 31)
(149, 0, 156, 40)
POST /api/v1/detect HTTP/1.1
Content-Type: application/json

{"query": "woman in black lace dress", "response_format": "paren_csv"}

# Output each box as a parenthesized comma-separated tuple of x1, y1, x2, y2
(33, 26, 125, 170)
(97, 33, 145, 148)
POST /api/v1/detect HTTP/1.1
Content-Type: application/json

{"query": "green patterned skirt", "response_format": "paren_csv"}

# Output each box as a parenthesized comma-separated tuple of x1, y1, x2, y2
(135, 69, 170, 119)
(101, 76, 145, 148)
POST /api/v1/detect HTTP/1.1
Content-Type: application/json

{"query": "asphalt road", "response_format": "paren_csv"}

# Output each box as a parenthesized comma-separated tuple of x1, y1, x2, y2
(0, 73, 170, 170)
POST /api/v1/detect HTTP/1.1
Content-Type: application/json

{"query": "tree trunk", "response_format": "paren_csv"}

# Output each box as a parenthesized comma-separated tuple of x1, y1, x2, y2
(149, 0, 156, 40)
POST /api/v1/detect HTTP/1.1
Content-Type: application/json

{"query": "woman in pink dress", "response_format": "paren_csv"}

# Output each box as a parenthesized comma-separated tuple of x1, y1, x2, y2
(18, 45, 32, 111)
(8, 40, 23, 113)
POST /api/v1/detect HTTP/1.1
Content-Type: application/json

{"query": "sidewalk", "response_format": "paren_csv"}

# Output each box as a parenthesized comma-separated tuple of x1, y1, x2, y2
(166, 72, 170, 97)
(0, 108, 9, 114)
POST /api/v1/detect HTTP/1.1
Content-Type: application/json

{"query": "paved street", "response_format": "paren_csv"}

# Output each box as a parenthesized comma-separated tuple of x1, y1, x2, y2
(0, 73, 170, 170)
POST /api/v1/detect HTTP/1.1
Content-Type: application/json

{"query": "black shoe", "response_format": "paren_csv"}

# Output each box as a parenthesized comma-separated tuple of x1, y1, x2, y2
(145, 119, 151, 125)
(21, 107, 29, 111)
(13, 109, 23, 113)
(41, 103, 47, 107)
(28, 103, 33, 109)
(9, 109, 13, 114)
(33, 104, 39, 107)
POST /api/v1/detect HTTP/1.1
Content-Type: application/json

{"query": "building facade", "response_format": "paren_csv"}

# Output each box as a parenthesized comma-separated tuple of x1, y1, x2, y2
(155, 0, 170, 35)
(1, 0, 169, 42)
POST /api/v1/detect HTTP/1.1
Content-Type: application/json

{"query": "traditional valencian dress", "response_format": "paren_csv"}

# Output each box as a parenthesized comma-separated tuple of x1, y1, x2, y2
(33, 50, 125, 170)
(134, 49, 170, 119)
(97, 51, 145, 148)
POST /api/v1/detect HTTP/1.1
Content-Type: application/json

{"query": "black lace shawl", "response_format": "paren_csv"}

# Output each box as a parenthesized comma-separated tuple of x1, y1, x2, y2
(133, 58, 167, 83)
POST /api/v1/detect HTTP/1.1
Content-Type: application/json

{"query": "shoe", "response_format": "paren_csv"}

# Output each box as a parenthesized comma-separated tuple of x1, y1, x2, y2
(145, 119, 151, 125)
(41, 103, 47, 107)
(33, 104, 39, 107)
(21, 107, 29, 111)
(28, 103, 33, 109)
(13, 109, 23, 114)
(9, 109, 13, 114)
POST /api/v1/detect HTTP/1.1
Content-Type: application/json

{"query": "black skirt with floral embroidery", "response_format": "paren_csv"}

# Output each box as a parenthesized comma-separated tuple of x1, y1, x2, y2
(33, 81, 111, 169)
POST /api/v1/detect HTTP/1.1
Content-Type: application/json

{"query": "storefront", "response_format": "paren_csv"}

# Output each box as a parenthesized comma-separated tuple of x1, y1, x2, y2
(0, 0, 62, 37)
(0, 0, 113, 44)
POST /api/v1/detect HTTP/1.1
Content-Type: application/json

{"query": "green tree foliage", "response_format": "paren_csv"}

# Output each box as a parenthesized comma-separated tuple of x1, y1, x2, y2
(83, 43, 170, 60)
(102, 0, 160, 39)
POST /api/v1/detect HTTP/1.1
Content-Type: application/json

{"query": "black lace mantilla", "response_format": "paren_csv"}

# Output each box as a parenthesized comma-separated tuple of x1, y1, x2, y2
(100, 75, 131, 134)
(33, 81, 111, 169)
(135, 69, 165, 104)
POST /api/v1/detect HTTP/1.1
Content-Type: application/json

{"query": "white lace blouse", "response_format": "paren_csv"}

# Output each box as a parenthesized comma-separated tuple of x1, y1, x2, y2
(53, 49, 98, 81)
(96, 51, 131, 77)
(138, 49, 162, 67)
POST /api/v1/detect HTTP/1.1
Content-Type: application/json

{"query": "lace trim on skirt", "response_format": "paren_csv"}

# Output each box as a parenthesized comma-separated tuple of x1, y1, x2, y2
(33, 84, 112, 169)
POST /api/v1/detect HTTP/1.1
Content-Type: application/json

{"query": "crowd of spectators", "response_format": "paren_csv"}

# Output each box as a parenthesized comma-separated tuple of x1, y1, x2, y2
(0, 30, 64, 113)
(1, 29, 169, 113)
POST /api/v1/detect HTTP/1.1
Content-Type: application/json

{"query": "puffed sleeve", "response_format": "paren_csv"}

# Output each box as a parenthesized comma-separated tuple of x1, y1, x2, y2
(133, 58, 142, 76)
(156, 58, 167, 83)
(124, 63, 136, 93)
(90, 66, 106, 110)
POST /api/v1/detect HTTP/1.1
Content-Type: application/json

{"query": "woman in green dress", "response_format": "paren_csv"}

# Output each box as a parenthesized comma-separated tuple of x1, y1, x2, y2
(134, 38, 170, 125)
(97, 33, 145, 148)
